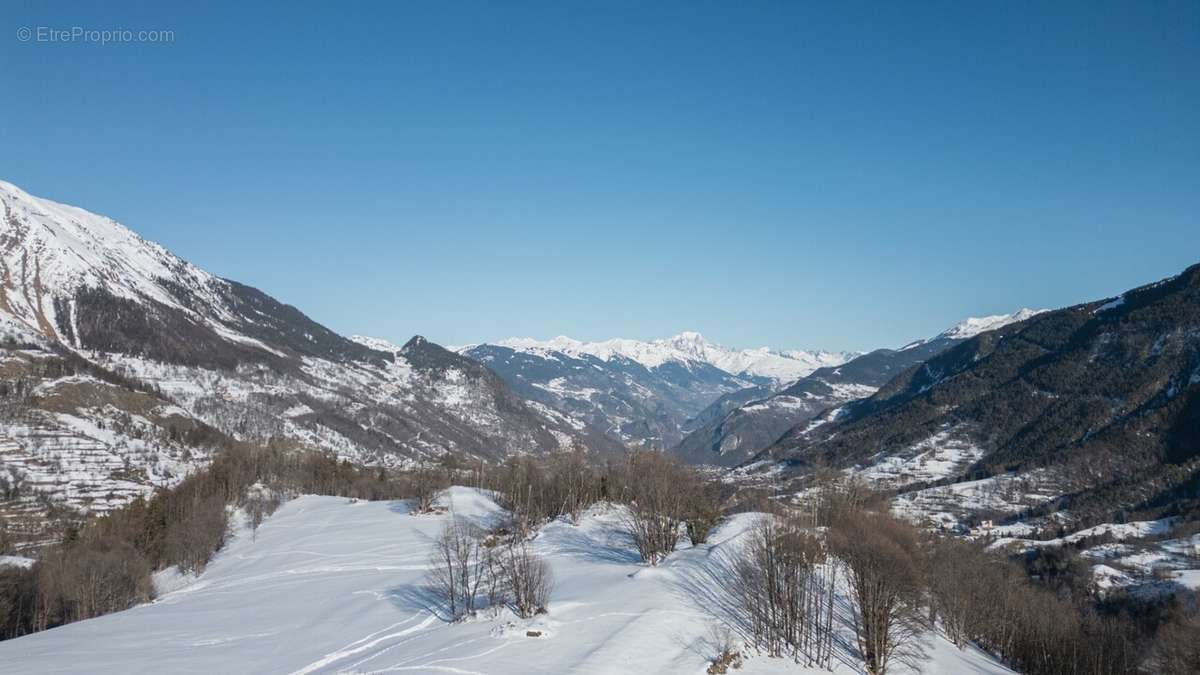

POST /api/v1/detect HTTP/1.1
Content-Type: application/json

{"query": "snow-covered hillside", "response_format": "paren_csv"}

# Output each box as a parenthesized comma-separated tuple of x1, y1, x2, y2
(485, 331, 851, 383)
(0, 487, 1014, 675)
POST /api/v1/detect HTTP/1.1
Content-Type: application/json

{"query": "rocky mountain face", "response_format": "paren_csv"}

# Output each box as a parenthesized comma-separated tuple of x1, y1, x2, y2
(0, 180, 616, 544)
(459, 333, 852, 448)
(759, 265, 1200, 532)
(671, 311, 1044, 467)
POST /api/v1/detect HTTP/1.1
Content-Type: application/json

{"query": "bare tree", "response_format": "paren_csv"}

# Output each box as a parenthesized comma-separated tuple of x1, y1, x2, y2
(552, 449, 595, 525)
(481, 539, 506, 614)
(926, 537, 986, 648)
(427, 516, 486, 621)
(621, 451, 691, 565)
(828, 510, 925, 675)
(730, 515, 836, 667)
(164, 493, 228, 573)
(504, 540, 554, 618)
(1144, 609, 1200, 675)
(245, 489, 283, 539)
(410, 465, 445, 514)
(683, 476, 722, 545)
(494, 457, 544, 536)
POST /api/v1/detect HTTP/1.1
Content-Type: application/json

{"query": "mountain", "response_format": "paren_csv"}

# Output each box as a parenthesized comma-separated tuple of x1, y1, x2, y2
(672, 310, 1044, 466)
(758, 265, 1200, 532)
(0, 180, 615, 544)
(458, 333, 852, 448)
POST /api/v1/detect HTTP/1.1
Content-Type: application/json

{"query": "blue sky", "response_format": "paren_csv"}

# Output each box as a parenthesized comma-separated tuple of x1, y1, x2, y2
(2, 1, 1197, 352)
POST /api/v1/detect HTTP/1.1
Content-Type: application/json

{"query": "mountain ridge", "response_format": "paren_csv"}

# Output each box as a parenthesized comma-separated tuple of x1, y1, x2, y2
(754, 263, 1200, 531)
(473, 331, 854, 384)
(670, 309, 1046, 466)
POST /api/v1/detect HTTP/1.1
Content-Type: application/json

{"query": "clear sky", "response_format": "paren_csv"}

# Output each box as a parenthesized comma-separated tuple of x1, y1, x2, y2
(2, 1, 1197, 352)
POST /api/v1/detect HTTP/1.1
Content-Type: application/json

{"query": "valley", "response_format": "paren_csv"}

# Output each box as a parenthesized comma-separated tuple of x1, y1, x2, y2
(0, 181, 1196, 675)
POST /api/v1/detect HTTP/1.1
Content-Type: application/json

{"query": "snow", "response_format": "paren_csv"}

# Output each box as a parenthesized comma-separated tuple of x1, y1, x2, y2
(1092, 532, 1200, 580)
(490, 332, 851, 383)
(1169, 569, 1200, 590)
(739, 383, 875, 420)
(935, 309, 1047, 340)
(988, 522, 1038, 538)
(892, 470, 1064, 531)
(88, 336, 582, 471)
(0, 360, 214, 530)
(896, 308, 1047, 352)
(854, 429, 985, 488)
(0, 180, 232, 340)
(531, 377, 602, 401)
(1091, 564, 1136, 591)
(989, 518, 1177, 552)
(0, 555, 34, 569)
(0, 487, 1014, 675)
(1095, 296, 1126, 313)
(2, 183, 580, 480)
(349, 335, 404, 353)
(0, 312, 49, 348)
(152, 566, 200, 596)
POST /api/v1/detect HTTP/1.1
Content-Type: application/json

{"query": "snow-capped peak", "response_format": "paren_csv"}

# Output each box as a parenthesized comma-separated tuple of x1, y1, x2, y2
(0, 180, 216, 301)
(898, 309, 1048, 351)
(664, 331, 709, 359)
(349, 335, 405, 353)
(487, 331, 851, 383)
(0, 179, 231, 340)
(937, 308, 1047, 340)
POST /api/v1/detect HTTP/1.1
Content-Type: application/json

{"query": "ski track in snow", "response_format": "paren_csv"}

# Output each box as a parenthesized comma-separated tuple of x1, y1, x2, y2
(0, 487, 1015, 675)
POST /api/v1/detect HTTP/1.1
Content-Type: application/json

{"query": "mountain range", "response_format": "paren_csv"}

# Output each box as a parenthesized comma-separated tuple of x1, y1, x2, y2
(2, 177, 1196, 550)
(479, 332, 851, 383)
(456, 333, 852, 448)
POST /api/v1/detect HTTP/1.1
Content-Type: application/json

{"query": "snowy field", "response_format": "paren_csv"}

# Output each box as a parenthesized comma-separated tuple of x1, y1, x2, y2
(0, 488, 1013, 674)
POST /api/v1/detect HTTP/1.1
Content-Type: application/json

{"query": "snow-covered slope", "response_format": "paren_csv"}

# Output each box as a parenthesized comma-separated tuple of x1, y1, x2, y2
(490, 331, 850, 383)
(0, 487, 1014, 675)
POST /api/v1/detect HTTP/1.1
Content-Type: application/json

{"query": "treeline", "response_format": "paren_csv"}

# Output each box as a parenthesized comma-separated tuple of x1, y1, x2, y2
(927, 535, 1200, 675)
(485, 450, 723, 562)
(0, 443, 436, 641)
(720, 481, 1200, 675)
